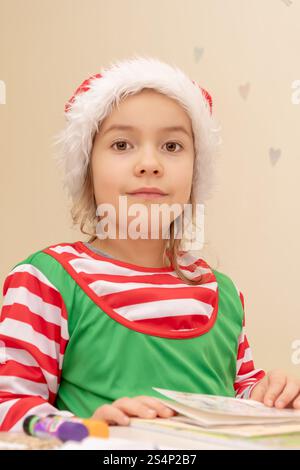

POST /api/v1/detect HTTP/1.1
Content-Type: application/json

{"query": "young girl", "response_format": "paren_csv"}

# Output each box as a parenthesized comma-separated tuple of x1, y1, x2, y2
(1, 56, 299, 432)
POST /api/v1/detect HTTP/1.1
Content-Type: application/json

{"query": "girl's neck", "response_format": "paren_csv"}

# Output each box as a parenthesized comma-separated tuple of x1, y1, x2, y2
(89, 238, 171, 268)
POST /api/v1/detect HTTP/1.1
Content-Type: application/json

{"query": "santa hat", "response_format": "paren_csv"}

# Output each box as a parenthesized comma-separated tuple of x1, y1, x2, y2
(54, 55, 220, 206)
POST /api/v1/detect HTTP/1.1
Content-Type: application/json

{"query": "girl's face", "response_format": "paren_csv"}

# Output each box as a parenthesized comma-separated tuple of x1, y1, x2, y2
(91, 88, 195, 238)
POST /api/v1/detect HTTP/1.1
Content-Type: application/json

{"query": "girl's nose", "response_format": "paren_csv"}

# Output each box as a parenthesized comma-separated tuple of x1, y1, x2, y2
(137, 166, 160, 175)
(134, 157, 164, 176)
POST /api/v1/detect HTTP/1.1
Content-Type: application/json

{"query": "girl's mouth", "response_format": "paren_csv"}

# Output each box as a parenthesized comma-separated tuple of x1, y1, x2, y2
(127, 193, 168, 199)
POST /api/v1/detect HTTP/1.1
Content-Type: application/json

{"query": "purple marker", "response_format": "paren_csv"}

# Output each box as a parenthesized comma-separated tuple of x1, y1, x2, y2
(23, 414, 89, 442)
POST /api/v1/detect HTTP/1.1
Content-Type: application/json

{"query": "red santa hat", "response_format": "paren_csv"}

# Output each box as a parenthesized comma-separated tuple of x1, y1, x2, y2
(54, 55, 220, 206)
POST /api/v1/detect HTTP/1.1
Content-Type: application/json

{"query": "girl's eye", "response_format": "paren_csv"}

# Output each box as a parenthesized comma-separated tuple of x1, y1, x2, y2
(111, 140, 183, 152)
(163, 142, 183, 152)
(111, 140, 131, 151)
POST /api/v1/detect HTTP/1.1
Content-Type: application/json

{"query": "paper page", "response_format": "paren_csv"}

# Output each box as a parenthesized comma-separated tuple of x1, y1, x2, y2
(151, 397, 300, 427)
(171, 415, 300, 437)
(129, 418, 300, 449)
(153, 387, 300, 421)
(129, 418, 274, 449)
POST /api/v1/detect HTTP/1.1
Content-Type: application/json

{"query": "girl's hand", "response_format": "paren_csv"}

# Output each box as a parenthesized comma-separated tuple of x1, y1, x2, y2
(250, 369, 300, 409)
(91, 395, 177, 425)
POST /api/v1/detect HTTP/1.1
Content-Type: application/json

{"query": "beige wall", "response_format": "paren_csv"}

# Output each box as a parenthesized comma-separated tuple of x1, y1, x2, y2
(1, 0, 299, 375)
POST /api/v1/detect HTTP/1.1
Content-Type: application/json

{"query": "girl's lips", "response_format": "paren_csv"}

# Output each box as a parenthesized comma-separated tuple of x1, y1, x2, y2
(127, 192, 167, 199)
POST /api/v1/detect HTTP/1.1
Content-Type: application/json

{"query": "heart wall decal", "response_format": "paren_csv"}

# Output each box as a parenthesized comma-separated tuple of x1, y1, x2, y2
(269, 147, 282, 166)
(193, 47, 204, 63)
(239, 82, 251, 100)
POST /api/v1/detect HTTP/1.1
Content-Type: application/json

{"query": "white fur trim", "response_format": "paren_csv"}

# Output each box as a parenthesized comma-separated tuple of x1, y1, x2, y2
(53, 54, 221, 205)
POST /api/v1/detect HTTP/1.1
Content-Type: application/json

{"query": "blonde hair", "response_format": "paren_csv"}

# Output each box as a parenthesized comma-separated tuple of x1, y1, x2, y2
(70, 159, 211, 285)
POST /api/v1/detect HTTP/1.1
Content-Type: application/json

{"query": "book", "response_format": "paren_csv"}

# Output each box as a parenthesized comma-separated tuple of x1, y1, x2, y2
(128, 388, 300, 449)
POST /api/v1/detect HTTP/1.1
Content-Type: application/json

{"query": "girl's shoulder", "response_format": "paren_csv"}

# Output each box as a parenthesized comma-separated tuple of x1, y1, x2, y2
(1, 241, 83, 319)
(212, 268, 241, 293)
(180, 250, 242, 296)
(5, 241, 81, 296)
(11, 240, 77, 269)
(211, 267, 245, 313)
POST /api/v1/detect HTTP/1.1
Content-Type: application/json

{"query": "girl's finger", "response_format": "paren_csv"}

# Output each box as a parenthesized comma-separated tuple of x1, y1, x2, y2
(263, 370, 287, 407)
(135, 396, 177, 418)
(274, 381, 300, 408)
(249, 381, 267, 402)
(292, 394, 300, 410)
(112, 397, 161, 419)
(93, 404, 130, 425)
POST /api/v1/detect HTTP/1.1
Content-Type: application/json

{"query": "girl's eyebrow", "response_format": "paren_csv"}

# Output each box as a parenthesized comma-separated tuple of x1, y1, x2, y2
(102, 124, 191, 137)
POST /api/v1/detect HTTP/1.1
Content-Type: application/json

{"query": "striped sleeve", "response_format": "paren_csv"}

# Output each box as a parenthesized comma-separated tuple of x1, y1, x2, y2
(233, 288, 266, 399)
(0, 262, 72, 432)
